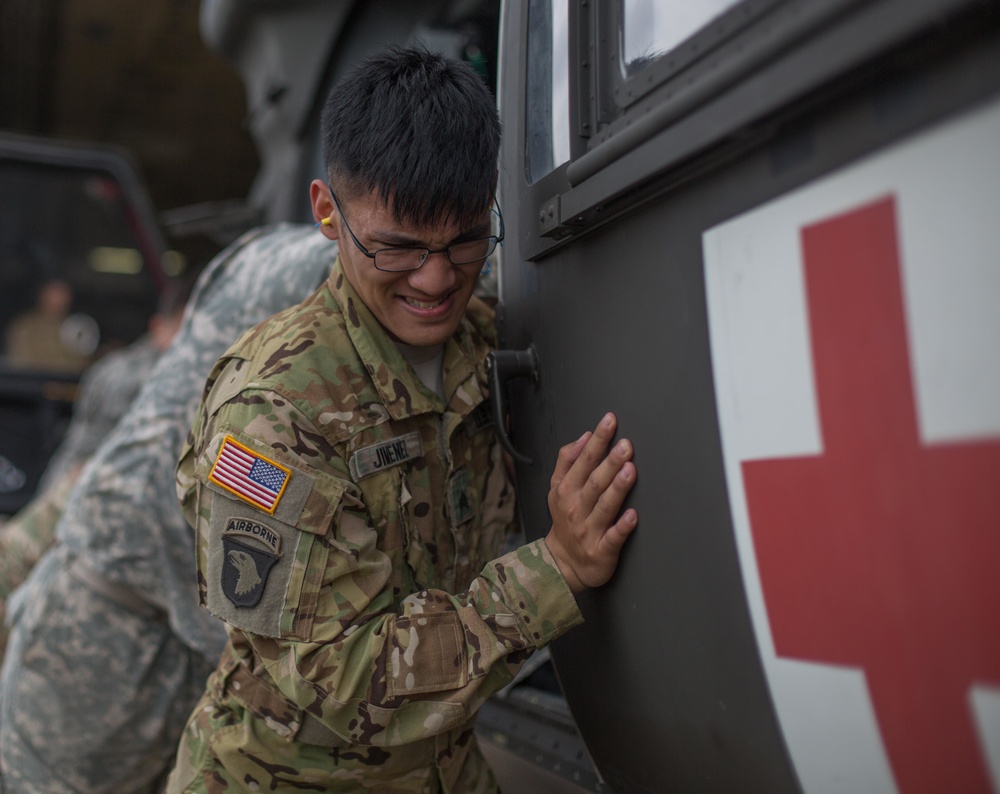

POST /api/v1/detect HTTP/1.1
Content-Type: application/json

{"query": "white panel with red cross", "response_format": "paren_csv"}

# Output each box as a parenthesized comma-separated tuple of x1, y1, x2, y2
(703, 95, 1000, 793)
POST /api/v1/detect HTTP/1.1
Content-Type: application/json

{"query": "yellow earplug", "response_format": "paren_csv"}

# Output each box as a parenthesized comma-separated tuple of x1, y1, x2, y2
(315, 216, 333, 228)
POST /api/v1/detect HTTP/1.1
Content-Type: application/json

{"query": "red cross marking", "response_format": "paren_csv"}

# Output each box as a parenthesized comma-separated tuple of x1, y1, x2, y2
(742, 196, 1000, 793)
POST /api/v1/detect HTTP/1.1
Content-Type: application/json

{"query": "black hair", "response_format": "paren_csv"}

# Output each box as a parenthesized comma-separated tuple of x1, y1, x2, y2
(320, 46, 501, 229)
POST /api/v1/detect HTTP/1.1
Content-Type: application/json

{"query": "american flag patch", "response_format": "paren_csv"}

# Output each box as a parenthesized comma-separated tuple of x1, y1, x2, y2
(209, 436, 291, 514)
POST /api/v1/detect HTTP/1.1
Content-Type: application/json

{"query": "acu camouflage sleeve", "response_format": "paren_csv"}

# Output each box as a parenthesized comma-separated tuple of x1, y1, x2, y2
(180, 371, 582, 748)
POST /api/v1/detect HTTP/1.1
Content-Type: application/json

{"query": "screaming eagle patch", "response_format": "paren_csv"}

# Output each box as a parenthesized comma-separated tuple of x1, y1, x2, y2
(209, 436, 291, 514)
(221, 516, 281, 608)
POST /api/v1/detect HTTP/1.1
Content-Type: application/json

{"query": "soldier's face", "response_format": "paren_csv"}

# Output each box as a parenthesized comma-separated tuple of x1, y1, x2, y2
(321, 187, 489, 348)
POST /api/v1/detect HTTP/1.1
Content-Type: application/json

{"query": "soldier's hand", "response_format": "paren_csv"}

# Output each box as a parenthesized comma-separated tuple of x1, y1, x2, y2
(544, 412, 637, 594)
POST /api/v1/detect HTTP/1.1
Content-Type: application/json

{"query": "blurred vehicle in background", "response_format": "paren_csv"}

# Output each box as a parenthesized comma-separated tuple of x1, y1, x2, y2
(0, 133, 173, 515)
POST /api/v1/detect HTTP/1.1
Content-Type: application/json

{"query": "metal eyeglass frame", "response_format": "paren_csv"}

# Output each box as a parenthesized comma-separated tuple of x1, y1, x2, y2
(328, 187, 504, 273)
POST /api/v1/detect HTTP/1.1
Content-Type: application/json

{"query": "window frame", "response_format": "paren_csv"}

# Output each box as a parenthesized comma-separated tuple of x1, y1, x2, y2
(512, 0, 986, 261)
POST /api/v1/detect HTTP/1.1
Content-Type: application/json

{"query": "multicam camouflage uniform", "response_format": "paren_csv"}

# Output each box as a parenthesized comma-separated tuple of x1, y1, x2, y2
(167, 257, 582, 794)
(0, 335, 160, 659)
(0, 224, 334, 794)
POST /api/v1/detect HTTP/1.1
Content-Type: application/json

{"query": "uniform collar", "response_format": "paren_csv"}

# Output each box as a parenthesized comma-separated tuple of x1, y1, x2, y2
(325, 256, 488, 421)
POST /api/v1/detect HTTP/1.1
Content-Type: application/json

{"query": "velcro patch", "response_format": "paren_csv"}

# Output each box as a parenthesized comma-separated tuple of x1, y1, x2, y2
(349, 432, 422, 480)
(210, 436, 291, 515)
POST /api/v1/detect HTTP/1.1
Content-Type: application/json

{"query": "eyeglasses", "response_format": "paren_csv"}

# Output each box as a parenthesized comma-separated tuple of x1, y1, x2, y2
(329, 188, 504, 273)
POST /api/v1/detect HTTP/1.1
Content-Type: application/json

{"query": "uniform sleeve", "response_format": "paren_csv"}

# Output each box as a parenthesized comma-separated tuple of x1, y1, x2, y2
(185, 383, 582, 748)
(35, 351, 122, 491)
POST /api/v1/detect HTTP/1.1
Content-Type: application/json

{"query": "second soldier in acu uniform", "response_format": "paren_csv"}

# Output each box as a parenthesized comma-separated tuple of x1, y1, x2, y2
(0, 224, 335, 794)
(168, 47, 638, 793)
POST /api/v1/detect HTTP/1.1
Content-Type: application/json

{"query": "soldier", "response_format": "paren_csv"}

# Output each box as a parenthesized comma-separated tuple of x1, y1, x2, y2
(0, 224, 336, 793)
(0, 275, 193, 659)
(166, 47, 638, 793)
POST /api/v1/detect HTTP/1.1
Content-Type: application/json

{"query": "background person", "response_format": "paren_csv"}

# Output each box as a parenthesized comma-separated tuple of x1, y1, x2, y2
(0, 225, 337, 794)
(4, 279, 90, 372)
(0, 273, 195, 659)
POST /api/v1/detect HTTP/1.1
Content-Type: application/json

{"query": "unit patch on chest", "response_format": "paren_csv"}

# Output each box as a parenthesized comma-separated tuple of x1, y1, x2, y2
(350, 431, 422, 480)
(221, 516, 281, 608)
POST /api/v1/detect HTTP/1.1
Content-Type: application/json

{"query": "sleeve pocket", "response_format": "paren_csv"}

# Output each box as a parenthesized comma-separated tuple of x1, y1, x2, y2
(386, 612, 470, 698)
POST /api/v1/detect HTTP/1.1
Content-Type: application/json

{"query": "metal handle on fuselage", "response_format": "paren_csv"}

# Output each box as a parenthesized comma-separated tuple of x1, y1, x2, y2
(485, 346, 538, 465)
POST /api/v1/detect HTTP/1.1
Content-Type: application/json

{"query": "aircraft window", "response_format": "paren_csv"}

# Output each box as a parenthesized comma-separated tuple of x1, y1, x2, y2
(620, 0, 742, 76)
(526, 0, 571, 182)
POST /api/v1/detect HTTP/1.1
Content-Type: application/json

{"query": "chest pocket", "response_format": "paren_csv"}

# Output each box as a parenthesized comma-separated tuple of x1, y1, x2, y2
(195, 430, 347, 641)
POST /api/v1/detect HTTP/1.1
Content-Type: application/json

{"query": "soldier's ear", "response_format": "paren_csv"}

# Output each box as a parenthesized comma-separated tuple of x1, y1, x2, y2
(309, 180, 339, 241)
